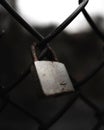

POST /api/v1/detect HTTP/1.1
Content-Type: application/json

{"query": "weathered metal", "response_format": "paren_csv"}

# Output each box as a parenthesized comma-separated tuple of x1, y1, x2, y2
(34, 61, 74, 96)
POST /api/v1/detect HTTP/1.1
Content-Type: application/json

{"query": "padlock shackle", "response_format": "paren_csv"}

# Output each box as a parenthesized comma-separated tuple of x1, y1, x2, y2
(47, 45, 58, 61)
(31, 43, 58, 62)
(31, 44, 38, 61)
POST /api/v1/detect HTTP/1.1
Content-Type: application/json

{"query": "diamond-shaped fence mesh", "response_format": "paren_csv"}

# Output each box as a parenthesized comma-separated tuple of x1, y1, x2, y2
(0, 0, 104, 130)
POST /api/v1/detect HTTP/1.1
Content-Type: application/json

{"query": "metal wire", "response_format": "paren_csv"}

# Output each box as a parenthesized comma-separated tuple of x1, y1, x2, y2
(79, 0, 104, 42)
(0, 95, 43, 125)
(0, 0, 44, 41)
(0, 0, 104, 130)
(38, 0, 88, 48)
(0, 0, 88, 58)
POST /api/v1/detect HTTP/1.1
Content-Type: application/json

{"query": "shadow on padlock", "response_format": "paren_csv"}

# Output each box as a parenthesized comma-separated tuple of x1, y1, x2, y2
(31, 44, 74, 98)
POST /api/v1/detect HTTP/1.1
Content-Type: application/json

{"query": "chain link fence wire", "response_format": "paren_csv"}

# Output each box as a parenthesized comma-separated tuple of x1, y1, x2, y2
(0, 0, 104, 129)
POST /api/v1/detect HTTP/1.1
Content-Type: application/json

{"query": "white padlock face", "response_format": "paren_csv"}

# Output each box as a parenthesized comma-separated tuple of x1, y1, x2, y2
(34, 61, 74, 96)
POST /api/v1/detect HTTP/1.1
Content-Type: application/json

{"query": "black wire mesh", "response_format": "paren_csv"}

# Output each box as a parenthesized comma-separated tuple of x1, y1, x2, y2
(0, 0, 104, 130)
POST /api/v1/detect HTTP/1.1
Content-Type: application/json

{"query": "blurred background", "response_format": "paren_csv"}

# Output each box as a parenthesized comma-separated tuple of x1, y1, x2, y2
(17, 0, 104, 33)
(0, 0, 104, 130)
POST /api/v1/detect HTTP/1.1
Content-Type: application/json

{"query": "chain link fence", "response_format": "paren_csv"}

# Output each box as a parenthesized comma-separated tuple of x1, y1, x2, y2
(0, 0, 104, 129)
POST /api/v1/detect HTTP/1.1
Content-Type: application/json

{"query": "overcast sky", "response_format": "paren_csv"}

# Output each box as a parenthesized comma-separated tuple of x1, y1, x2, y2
(17, 0, 104, 33)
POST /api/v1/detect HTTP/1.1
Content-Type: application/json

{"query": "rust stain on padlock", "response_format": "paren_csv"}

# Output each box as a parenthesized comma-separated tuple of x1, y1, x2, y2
(34, 61, 74, 96)
(60, 81, 67, 86)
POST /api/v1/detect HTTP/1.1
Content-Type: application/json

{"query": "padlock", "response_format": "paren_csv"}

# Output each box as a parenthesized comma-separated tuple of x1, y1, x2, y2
(31, 45, 74, 96)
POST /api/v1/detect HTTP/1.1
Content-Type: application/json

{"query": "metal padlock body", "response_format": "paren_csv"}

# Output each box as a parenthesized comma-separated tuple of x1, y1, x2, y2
(34, 61, 74, 96)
